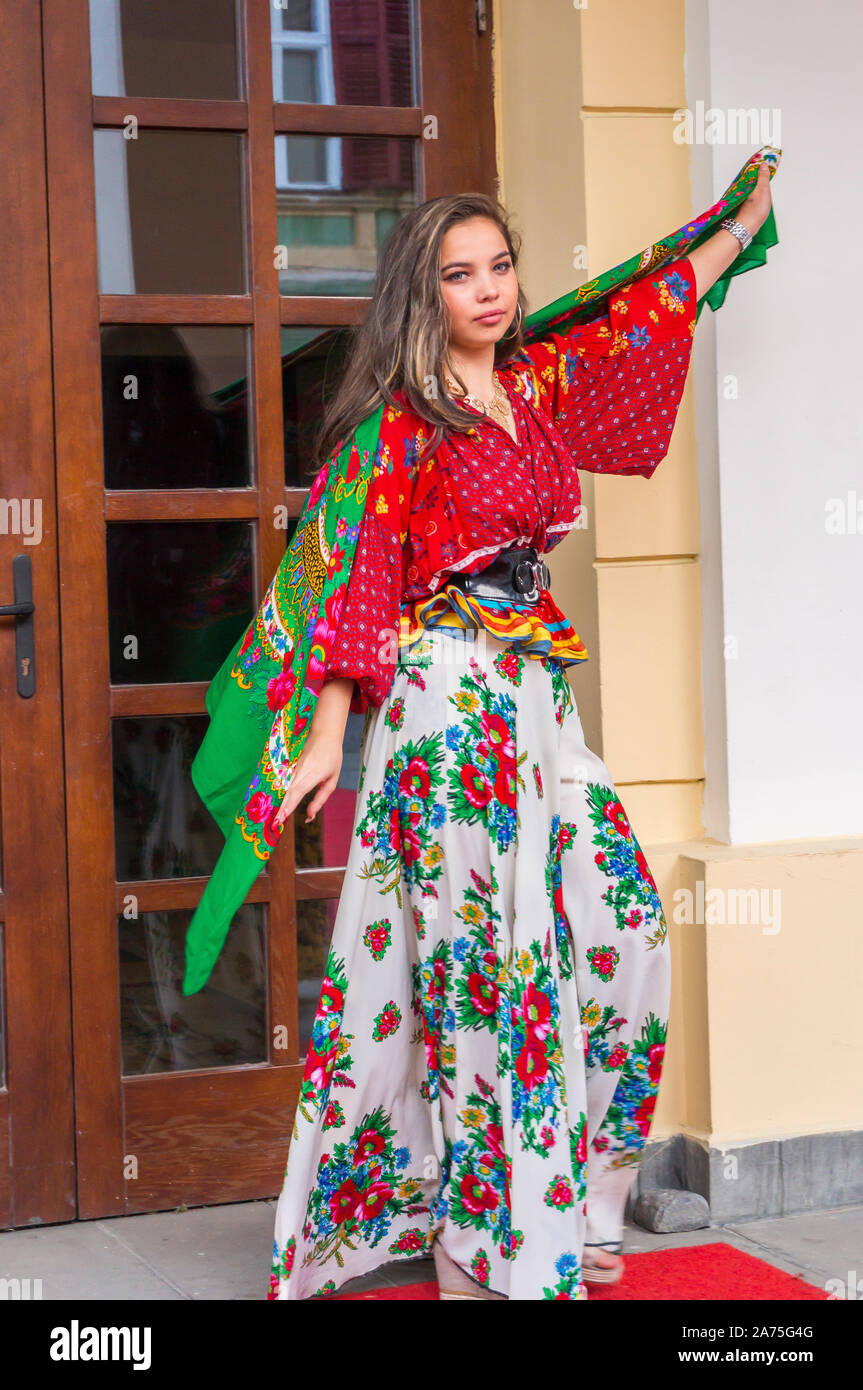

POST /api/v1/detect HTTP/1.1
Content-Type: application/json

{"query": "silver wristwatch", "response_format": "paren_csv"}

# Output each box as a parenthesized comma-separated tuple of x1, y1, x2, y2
(720, 216, 753, 252)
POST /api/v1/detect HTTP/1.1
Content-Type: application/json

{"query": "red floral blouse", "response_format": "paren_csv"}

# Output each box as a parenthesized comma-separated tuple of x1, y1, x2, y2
(323, 254, 698, 714)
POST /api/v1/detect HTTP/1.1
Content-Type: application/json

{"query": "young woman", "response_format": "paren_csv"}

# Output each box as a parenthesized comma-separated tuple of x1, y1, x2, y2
(265, 157, 775, 1301)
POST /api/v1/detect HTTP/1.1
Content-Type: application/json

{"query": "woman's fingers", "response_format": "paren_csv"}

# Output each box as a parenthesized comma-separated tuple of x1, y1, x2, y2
(273, 768, 337, 828)
(304, 774, 337, 823)
(272, 740, 342, 827)
(274, 768, 307, 826)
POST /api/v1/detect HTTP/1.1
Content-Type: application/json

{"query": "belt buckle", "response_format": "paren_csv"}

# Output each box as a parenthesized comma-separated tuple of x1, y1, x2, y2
(513, 555, 548, 601)
(512, 558, 535, 597)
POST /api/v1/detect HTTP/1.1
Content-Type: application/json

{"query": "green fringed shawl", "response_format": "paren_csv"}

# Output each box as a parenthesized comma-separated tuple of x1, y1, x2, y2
(183, 144, 781, 996)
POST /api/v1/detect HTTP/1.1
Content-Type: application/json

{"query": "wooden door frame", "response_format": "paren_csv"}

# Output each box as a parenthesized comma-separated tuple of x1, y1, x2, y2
(43, 0, 497, 1220)
(0, 0, 77, 1228)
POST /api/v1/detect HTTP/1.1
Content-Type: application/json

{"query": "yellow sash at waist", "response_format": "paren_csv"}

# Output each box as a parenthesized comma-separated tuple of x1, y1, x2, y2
(398, 581, 588, 667)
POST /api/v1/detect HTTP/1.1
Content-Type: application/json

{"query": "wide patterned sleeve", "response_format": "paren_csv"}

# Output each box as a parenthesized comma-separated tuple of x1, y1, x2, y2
(322, 405, 417, 716)
(522, 254, 697, 478)
(323, 506, 403, 716)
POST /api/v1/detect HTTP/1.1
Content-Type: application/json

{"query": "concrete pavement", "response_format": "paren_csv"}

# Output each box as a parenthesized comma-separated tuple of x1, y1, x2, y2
(1, 1199, 860, 1299)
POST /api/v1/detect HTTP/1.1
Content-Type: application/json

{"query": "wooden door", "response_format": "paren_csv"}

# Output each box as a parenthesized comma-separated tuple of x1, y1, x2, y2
(39, 0, 496, 1219)
(0, 1, 77, 1229)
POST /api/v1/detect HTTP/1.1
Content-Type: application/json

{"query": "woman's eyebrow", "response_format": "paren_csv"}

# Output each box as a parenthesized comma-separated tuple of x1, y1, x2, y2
(441, 250, 511, 272)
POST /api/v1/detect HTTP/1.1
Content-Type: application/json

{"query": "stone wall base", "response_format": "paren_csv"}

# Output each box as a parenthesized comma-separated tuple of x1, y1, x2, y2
(626, 1130, 863, 1225)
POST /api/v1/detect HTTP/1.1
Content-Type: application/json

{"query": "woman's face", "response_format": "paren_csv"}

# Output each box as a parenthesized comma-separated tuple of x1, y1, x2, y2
(439, 215, 520, 356)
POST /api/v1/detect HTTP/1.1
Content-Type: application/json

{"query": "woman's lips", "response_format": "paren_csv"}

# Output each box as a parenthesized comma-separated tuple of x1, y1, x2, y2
(474, 310, 504, 323)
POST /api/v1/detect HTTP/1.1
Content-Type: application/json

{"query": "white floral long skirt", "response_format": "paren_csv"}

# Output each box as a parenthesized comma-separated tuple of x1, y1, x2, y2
(268, 622, 671, 1301)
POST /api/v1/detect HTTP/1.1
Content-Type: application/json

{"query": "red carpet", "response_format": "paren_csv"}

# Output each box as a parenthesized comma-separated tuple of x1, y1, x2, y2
(331, 1244, 829, 1300)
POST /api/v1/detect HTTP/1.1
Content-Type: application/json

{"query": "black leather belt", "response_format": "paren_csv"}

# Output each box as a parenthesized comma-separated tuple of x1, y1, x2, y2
(447, 546, 551, 605)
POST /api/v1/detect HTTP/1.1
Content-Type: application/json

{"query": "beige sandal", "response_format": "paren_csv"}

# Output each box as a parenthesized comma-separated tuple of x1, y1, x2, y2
(582, 1244, 625, 1285)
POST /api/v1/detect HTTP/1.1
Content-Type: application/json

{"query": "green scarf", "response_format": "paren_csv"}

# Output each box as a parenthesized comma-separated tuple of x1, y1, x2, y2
(183, 144, 781, 996)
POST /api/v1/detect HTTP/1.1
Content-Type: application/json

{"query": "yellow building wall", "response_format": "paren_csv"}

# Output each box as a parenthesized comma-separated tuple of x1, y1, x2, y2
(492, 0, 863, 1154)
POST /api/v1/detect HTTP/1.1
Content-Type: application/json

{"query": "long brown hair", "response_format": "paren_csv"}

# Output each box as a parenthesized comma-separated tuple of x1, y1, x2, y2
(314, 192, 528, 468)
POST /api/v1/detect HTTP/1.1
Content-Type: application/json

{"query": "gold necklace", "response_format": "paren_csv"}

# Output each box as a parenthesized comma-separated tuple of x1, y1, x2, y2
(445, 371, 516, 439)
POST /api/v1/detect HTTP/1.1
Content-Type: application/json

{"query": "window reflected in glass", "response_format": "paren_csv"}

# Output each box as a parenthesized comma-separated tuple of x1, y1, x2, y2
(106, 520, 256, 685)
(94, 130, 247, 295)
(89, 0, 242, 100)
(118, 904, 266, 1075)
(101, 325, 252, 489)
(113, 715, 233, 882)
(297, 897, 339, 1055)
(275, 136, 416, 296)
(280, 326, 354, 486)
(272, 0, 416, 107)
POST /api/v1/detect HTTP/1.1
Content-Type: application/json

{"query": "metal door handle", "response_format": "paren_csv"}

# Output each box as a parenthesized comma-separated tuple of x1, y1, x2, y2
(0, 554, 35, 696)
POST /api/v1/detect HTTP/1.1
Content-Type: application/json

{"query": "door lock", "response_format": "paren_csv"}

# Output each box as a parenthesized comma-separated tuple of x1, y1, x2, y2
(0, 554, 36, 697)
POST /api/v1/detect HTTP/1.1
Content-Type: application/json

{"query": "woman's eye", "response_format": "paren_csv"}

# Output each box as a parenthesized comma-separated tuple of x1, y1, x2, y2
(443, 262, 510, 283)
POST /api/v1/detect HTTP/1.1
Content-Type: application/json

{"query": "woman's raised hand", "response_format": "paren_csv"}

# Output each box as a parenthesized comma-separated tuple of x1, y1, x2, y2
(737, 155, 773, 235)
(687, 154, 776, 301)
(273, 732, 343, 828)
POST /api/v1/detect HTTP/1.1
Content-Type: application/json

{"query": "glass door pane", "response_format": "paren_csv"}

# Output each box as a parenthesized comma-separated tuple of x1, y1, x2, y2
(275, 136, 418, 296)
(272, 0, 417, 107)
(93, 130, 248, 295)
(90, 0, 243, 99)
(101, 325, 254, 489)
